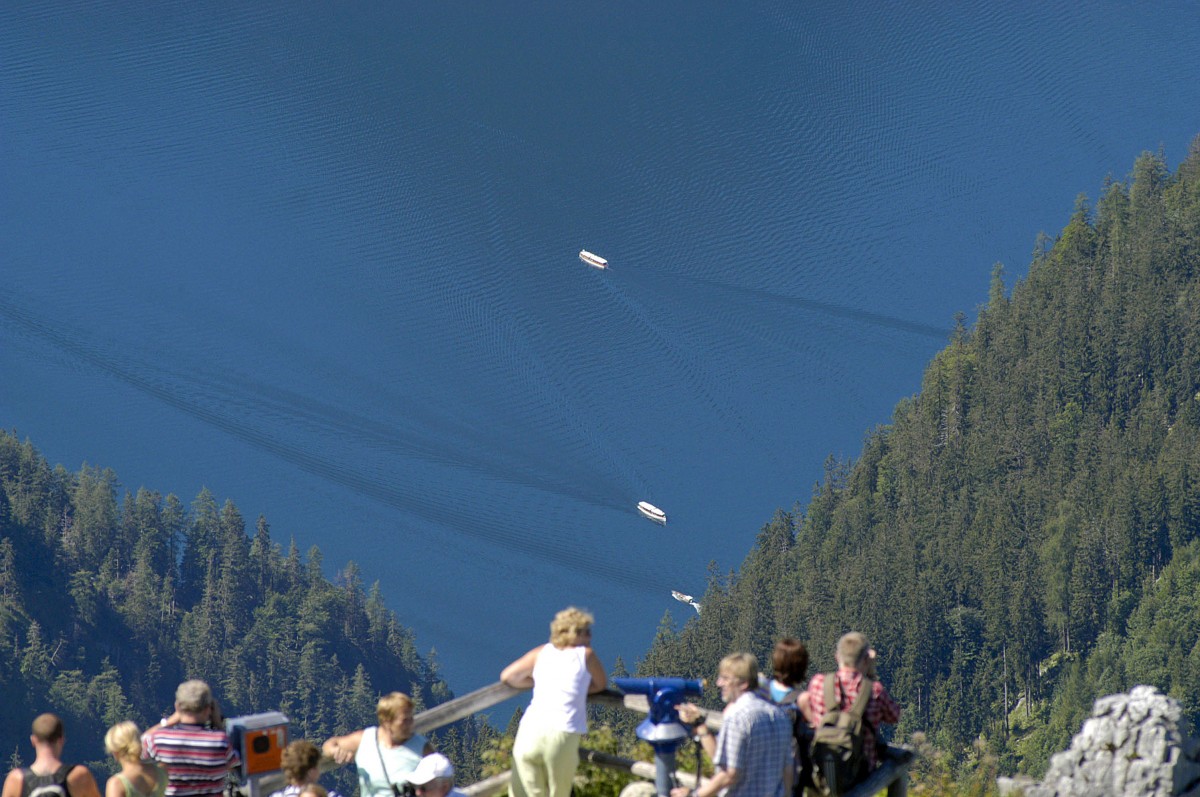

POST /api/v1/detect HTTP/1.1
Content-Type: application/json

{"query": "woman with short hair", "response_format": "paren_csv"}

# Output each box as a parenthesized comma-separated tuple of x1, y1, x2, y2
(323, 693, 435, 797)
(500, 607, 607, 797)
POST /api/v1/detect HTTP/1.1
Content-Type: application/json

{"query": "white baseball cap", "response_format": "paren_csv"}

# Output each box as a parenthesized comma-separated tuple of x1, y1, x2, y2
(408, 753, 454, 785)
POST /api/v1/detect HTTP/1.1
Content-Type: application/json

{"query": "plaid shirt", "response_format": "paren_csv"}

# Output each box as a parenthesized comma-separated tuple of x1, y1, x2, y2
(806, 669, 900, 770)
(712, 691, 792, 797)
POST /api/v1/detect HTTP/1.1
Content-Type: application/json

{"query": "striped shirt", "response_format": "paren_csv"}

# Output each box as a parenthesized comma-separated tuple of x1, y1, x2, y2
(142, 724, 239, 797)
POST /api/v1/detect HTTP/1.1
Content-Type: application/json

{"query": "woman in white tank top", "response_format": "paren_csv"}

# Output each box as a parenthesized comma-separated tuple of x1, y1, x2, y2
(501, 608, 607, 797)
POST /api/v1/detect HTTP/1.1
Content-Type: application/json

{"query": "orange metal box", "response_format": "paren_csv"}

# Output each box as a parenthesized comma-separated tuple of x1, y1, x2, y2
(227, 712, 289, 778)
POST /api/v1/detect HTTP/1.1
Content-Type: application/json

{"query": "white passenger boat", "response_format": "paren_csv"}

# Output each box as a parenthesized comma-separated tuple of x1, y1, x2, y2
(672, 590, 701, 614)
(579, 249, 608, 269)
(637, 500, 667, 524)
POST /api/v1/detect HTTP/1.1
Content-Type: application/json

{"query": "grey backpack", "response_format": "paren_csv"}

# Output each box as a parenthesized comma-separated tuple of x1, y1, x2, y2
(20, 766, 74, 797)
(810, 675, 874, 795)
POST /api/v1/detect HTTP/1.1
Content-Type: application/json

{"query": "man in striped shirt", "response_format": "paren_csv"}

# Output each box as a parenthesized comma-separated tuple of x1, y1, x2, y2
(142, 681, 240, 797)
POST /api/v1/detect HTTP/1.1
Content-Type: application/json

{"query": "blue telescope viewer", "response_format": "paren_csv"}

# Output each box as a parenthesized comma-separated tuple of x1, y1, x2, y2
(613, 677, 706, 797)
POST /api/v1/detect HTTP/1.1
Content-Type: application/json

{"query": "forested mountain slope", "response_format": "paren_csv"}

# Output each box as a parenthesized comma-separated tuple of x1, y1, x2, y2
(0, 436, 493, 781)
(636, 140, 1200, 776)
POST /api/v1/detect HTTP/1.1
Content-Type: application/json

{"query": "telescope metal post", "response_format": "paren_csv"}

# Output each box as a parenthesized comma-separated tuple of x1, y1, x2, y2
(653, 749, 676, 797)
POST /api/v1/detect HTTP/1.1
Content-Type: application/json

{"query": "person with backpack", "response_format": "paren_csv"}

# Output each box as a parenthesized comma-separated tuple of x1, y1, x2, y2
(1, 714, 102, 797)
(805, 633, 900, 795)
(766, 639, 814, 796)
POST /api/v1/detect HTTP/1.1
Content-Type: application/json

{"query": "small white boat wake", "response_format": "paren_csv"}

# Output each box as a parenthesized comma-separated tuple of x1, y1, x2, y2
(672, 590, 701, 614)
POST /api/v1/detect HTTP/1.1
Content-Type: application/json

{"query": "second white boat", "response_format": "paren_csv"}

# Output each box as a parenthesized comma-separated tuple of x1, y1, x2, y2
(579, 249, 608, 269)
(637, 501, 667, 524)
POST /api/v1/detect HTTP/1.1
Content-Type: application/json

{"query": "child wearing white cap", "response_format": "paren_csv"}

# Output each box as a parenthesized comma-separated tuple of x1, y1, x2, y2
(406, 754, 466, 797)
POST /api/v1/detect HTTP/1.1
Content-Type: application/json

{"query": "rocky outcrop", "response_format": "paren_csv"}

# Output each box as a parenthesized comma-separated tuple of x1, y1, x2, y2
(1027, 686, 1200, 797)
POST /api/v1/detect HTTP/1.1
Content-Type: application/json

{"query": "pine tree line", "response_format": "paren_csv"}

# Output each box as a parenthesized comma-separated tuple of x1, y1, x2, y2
(0, 436, 495, 785)
(633, 138, 1200, 778)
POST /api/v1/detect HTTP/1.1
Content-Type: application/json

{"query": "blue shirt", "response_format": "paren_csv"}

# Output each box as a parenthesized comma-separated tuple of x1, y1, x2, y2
(713, 691, 792, 797)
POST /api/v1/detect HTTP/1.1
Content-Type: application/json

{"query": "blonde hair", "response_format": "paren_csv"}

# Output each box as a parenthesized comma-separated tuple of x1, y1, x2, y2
(104, 721, 142, 761)
(836, 632, 869, 668)
(549, 607, 594, 648)
(376, 692, 414, 724)
(719, 652, 759, 689)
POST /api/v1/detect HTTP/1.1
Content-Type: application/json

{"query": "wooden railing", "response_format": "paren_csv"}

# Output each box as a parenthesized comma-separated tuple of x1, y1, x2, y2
(298, 681, 914, 797)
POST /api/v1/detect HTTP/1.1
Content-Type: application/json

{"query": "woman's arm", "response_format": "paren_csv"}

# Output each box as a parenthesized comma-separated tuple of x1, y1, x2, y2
(323, 729, 365, 765)
(500, 646, 542, 689)
(584, 648, 607, 693)
(105, 775, 125, 797)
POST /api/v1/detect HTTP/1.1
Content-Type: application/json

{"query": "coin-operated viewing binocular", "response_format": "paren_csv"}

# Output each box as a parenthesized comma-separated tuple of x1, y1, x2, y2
(613, 677, 706, 797)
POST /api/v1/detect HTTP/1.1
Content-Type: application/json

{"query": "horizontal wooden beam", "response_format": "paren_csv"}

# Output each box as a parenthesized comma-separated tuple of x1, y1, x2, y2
(413, 681, 523, 736)
(843, 745, 916, 797)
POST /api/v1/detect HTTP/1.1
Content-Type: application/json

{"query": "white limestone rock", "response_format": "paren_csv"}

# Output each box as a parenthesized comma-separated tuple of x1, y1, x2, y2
(1024, 686, 1200, 797)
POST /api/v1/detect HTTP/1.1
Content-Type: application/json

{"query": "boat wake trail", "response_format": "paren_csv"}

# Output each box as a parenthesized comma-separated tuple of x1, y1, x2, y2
(0, 293, 659, 591)
(633, 271, 950, 342)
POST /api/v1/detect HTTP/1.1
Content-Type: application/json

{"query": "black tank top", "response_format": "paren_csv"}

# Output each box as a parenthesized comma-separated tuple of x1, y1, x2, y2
(20, 765, 74, 797)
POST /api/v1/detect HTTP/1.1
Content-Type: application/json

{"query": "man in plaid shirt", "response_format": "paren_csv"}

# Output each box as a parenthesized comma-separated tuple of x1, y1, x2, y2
(805, 632, 900, 773)
(671, 652, 792, 797)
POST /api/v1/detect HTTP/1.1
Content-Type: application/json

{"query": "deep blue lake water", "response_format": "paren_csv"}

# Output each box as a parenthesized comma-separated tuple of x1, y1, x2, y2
(4, 0, 1200, 700)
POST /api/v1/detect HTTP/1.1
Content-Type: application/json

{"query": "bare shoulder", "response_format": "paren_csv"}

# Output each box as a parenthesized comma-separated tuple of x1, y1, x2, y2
(66, 766, 101, 797)
(505, 645, 543, 671)
(104, 773, 124, 797)
(3, 768, 25, 797)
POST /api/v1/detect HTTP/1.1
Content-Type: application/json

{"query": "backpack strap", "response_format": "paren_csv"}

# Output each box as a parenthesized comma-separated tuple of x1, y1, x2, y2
(846, 676, 875, 722)
(56, 764, 76, 797)
(822, 672, 838, 714)
(19, 765, 75, 797)
(779, 686, 803, 705)
(823, 672, 874, 721)
(374, 727, 396, 792)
